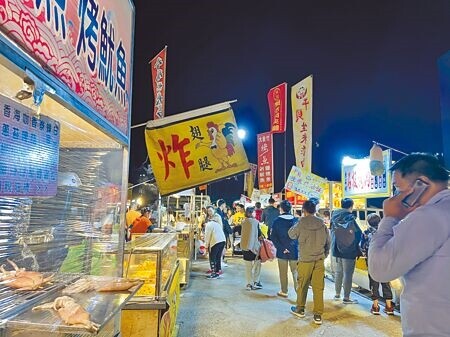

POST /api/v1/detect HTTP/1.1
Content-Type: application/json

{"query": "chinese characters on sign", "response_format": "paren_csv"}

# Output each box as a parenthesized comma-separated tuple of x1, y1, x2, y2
(151, 46, 167, 120)
(257, 132, 273, 193)
(145, 104, 250, 196)
(0, 94, 60, 197)
(285, 166, 325, 200)
(267, 83, 287, 133)
(342, 151, 392, 198)
(0, 0, 133, 134)
(291, 75, 313, 172)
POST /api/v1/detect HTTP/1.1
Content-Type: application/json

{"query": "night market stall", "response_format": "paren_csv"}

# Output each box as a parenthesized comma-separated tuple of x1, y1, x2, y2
(0, 0, 137, 336)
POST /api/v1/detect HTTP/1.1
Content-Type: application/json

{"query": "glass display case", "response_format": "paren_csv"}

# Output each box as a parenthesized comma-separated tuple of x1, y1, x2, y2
(123, 234, 178, 299)
(177, 222, 195, 286)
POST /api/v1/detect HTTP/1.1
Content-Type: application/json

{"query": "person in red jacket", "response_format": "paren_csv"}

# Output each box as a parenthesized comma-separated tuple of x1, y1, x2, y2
(254, 202, 263, 222)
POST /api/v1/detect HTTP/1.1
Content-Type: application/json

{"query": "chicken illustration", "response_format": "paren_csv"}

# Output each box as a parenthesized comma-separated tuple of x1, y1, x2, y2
(196, 121, 238, 173)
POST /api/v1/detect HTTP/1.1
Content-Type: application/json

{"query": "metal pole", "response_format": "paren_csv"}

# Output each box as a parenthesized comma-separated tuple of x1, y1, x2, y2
(158, 193, 162, 228)
(283, 132, 287, 199)
(372, 141, 408, 156)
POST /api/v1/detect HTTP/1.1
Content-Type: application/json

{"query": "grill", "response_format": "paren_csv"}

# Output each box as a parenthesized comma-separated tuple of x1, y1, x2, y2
(0, 273, 80, 320)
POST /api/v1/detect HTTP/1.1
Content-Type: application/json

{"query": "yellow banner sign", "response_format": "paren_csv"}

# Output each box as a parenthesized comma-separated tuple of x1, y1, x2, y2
(291, 75, 313, 172)
(145, 102, 250, 196)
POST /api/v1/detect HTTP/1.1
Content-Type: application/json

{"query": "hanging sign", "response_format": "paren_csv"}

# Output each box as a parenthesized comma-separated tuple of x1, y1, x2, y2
(145, 102, 249, 196)
(0, 94, 60, 197)
(342, 151, 392, 198)
(285, 165, 326, 200)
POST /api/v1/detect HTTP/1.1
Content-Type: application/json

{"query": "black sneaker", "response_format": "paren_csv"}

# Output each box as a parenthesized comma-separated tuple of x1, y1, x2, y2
(313, 314, 322, 325)
(343, 298, 358, 304)
(206, 273, 219, 279)
(253, 282, 262, 289)
(290, 306, 305, 318)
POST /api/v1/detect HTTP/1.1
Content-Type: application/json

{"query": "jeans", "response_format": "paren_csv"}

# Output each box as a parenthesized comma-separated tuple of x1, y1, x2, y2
(277, 259, 298, 294)
(209, 241, 225, 273)
(296, 259, 325, 315)
(333, 256, 356, 299)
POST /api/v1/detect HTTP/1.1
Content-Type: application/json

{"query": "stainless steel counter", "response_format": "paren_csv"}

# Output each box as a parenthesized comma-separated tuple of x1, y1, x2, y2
(5, 276, 142, 336)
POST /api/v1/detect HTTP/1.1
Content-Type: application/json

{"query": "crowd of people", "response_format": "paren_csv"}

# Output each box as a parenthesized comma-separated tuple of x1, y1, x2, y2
(198, 195, 356, 325)
(197, 153, 450, 336)
(124, 153, 449, 336)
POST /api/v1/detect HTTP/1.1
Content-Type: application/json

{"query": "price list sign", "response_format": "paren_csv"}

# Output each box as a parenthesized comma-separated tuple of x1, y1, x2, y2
(0, 94, 60, 197)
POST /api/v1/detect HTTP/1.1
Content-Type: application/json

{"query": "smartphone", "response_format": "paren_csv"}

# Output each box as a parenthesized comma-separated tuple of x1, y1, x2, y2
(402, 179, 429, 208)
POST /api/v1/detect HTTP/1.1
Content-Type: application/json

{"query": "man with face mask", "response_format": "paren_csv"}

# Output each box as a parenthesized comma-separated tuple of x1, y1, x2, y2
(369, 153, 450, 337)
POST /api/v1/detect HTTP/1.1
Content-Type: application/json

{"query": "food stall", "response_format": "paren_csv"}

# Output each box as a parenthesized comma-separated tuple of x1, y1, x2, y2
(0, 0, 136, 336)
(121, 233, 180, 337)
(329, 152, 403, 303)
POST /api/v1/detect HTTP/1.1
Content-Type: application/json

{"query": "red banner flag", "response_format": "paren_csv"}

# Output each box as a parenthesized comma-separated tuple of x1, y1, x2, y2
(257, 132, 274, 193)
(150, 46, 167, 120)
(267, 83, 287, 133)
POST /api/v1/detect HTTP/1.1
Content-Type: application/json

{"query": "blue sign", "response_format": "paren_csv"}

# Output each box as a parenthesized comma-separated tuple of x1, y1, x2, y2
(0, 94, 60, 197)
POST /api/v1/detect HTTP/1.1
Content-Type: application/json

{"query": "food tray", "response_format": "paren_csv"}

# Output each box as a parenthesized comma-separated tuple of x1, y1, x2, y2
(5, 276, 143, 335)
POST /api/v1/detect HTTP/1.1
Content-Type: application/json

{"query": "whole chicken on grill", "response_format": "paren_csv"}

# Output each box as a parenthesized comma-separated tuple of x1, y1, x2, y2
(0, 259, 53, 290)
(32, 296, 99, 332)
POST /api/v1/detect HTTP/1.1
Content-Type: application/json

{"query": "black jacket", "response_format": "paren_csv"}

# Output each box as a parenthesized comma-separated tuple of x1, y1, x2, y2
(217, 208, 232, 235)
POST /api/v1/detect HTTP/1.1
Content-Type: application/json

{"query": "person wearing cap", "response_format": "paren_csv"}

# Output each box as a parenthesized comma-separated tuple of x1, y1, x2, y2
(261, 197, 279, 239)
(241, 206, 263, 290)
(129, 207, 154, 237)
(288, 200, 330, 325)
(270, 200, 298, 298)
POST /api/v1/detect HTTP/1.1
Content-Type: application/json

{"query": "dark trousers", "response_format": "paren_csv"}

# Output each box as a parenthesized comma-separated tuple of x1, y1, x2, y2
(368, 273, 393, 300)
(209, 241, 226, 273)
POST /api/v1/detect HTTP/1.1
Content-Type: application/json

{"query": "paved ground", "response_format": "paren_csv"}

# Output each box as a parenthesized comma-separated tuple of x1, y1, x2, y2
(177, 255, 402, 337)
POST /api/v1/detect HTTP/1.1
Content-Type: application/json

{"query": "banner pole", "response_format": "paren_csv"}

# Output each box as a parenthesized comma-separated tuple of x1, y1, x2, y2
(283, 132, 287, 199)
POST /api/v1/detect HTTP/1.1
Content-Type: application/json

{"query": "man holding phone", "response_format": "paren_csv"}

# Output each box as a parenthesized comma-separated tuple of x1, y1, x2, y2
(369, 153, 450, 337)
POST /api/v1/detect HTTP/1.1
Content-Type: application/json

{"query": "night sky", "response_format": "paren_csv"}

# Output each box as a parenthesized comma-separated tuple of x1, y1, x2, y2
(130, 0, 450, 202)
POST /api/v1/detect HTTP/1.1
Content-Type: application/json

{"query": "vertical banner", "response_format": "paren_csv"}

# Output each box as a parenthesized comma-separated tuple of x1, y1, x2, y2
(257, 132, 274, 193)
(291, 75, 313, 172)
(150, 46, 167, 120)
(244, 163, 258, 197)
(267, 83, 287, 133)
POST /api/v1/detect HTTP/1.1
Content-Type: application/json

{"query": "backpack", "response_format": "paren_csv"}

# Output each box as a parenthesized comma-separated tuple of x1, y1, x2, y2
(259, 238, 277, 262)
(333, 215, 358, 255)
